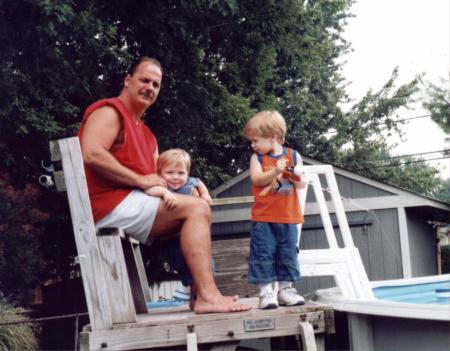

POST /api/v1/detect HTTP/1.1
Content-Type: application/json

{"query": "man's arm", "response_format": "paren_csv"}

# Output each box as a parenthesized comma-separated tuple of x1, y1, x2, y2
(80, 106, 166, 189)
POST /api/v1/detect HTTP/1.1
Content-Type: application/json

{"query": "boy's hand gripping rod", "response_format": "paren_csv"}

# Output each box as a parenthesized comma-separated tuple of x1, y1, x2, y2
(259, 165, 303, 196)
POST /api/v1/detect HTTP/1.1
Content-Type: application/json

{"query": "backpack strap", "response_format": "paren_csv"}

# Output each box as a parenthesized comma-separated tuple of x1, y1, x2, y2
(291, 148, 298, 165)
(257, 147, 299, 165)
(257, 153, 263, 164)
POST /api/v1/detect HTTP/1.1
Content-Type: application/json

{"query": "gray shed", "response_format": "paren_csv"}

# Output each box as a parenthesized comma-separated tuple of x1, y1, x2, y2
(209, 156, 449, 298)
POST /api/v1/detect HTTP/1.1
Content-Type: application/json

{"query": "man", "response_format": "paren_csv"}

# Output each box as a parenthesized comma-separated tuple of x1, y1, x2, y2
(78, 57, 250, 313)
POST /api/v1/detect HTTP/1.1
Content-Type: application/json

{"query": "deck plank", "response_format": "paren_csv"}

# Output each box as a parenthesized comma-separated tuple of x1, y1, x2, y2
(81, 299, 332, 351)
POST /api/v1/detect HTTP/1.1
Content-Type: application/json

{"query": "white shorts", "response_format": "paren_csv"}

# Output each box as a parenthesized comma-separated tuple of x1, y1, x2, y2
(95, 189, 160, 244)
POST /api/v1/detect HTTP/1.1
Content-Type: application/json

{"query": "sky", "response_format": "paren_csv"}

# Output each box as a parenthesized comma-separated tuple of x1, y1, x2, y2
(340, 0, 449, 178)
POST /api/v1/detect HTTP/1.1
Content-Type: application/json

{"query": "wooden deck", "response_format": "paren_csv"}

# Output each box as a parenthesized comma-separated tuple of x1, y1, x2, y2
(81, 298, 334, 350)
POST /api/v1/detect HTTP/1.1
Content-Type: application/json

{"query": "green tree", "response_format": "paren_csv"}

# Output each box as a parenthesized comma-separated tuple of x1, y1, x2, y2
(0, 172, 50, 302)
(0, 1, 130, 182)
(419, 75, 449, 202)
(313, 67, 444, 198)
(1, 0, 437, 302)
(433, 178, 450, 203)
(345, 151, 442, 196)
(307, 67, 419, 162)
(0, 0, 126, 303)
(422, 77, 450, 134)
(93, 0, 356, 186)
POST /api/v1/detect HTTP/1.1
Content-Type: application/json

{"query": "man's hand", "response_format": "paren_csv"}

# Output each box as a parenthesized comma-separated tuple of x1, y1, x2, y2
(138, 174, 167, 189)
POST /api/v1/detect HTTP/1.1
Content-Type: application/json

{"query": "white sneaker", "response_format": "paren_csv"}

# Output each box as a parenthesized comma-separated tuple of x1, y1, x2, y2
(259, 292, 279, 309)
(277, 287, 305, 306)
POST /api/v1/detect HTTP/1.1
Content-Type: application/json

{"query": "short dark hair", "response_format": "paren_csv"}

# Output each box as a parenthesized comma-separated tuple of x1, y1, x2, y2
(128, 56, 163, 76)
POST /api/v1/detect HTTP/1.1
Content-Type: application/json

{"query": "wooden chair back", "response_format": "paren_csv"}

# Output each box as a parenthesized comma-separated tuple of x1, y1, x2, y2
(50, 137, 150, 331)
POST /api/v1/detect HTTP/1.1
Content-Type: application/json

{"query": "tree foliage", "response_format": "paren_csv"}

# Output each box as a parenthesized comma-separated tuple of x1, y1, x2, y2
(336, 144, 443, 197)
(0, 0, 446, 303)
(0, 0, 130, 181)
(433, 178, 450, 203)
(422, 76, 450, 134)
(328, 69, 445, 197)
(0, 172, 49, 301)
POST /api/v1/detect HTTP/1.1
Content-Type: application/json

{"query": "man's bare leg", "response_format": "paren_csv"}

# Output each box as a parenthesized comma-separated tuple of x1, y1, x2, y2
(150, 195, 251, 313)
(189, 284, 196, 311)
(178, 201, 249, 313)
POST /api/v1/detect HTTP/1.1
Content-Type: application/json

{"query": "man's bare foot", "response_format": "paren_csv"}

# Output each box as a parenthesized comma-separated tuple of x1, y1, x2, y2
(189, 284, 197, 311)
(225, 295, 240, 302)
(189, 288, 239, 311)
(193, 293, 251, 314)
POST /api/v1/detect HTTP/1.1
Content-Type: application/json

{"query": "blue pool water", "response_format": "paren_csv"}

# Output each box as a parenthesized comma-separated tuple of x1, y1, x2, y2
(373, 280, 450, 305)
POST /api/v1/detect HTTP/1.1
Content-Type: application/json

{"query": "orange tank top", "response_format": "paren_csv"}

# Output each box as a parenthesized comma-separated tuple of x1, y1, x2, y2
(251, 147, 304, 224)
(78, 97, 157, 222)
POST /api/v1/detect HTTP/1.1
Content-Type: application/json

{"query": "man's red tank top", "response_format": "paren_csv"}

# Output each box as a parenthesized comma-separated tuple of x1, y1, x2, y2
(77, 97, 157, 222)
(251, 147, 304, 224)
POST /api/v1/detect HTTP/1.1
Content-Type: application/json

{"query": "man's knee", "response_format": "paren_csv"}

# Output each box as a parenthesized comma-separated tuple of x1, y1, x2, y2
(178, 196, 210, 220)
(190, 198, 211, 219)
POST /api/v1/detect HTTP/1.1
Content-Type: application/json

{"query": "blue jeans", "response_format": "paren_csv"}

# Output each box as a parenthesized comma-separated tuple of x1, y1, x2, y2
(248, 222, 300, 284)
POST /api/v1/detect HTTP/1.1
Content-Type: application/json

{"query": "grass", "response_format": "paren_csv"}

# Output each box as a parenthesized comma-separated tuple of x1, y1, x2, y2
(0, 298, 40, 351)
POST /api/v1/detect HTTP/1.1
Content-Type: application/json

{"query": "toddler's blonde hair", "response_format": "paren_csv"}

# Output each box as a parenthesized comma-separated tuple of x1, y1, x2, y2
(157, 149, 191, 173)
(243, 110, 286, 144)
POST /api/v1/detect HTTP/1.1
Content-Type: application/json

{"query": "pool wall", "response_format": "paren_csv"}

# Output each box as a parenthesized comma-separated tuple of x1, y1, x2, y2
(315, 275, 450, 351)
(349, 314, 449, 351)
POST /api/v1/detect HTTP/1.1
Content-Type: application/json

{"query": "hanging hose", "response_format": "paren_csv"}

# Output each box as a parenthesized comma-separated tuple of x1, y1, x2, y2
(39, 174, 54, 189)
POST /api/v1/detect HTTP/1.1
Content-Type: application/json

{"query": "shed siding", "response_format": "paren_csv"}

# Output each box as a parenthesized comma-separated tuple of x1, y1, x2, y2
(406, 208, 437, 277)
(212, 220, 251, 236)
(217, 177, 252, 198)
(297, 209, 403, 283)
(212, 208, 403, 296)
(364, 209, 403, 280)
(296, 209, 402, 294)
(216, 172, 394, 200)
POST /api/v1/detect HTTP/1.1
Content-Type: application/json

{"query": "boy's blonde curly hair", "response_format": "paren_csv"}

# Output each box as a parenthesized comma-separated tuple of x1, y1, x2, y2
(243, 110, 286, 144)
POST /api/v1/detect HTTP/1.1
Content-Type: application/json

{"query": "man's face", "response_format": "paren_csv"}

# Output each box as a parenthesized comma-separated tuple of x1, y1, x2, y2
(124, 62, 162, 109)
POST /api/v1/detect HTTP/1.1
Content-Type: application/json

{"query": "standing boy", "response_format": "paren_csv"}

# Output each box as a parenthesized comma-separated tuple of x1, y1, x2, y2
(244, 110, 306, 309)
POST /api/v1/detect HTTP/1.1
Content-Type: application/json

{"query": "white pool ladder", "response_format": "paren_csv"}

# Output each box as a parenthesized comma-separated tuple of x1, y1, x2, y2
(296, 165, 374, 299)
